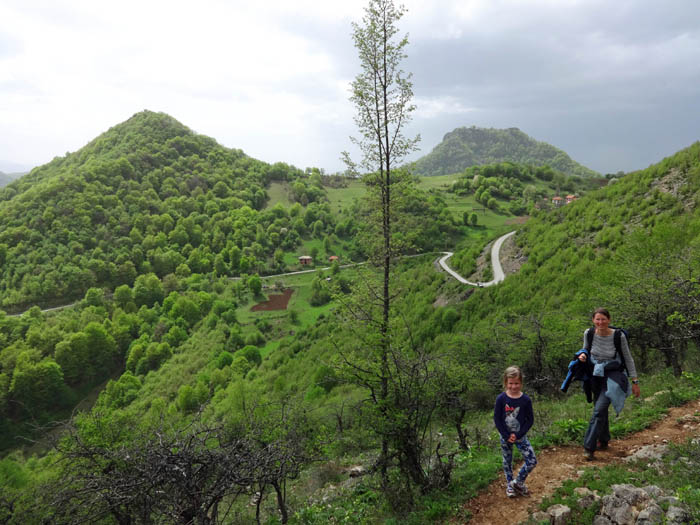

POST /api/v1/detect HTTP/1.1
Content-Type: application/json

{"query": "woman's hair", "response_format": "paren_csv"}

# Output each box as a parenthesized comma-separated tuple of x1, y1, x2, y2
(592, 307, 611, 320)
(502, 365, 523, 388)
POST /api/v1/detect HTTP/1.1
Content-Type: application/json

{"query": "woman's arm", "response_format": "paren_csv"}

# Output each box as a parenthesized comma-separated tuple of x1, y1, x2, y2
(620, 332, 640, 397)
(619, 332, 638, 379)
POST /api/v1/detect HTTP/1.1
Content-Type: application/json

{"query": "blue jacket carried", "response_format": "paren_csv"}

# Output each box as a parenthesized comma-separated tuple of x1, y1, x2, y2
(560, 349, 593, 402)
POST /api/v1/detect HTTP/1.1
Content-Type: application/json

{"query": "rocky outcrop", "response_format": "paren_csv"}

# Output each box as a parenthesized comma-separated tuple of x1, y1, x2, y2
(538, 484, 692, 524)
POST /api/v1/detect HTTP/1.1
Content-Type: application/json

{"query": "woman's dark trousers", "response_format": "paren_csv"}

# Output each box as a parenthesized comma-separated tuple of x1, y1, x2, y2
(583, 386, 611, 451)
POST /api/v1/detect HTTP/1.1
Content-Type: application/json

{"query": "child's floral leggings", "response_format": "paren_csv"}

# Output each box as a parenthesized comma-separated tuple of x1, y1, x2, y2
(500, 436, 537, 483)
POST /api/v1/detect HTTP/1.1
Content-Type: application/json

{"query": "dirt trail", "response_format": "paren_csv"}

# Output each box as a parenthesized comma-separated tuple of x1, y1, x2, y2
(460, 398, 700, 524)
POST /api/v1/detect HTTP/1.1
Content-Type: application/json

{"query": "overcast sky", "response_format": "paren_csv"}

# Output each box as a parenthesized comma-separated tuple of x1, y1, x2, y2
(1, 0, 699, 176)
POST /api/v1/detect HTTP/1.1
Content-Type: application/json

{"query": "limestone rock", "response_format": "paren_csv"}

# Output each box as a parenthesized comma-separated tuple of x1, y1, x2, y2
(531, 510, 551, 524)
(665, 505, 691, 524)
(547, 504, 571, 525)
(347, 465, 365, 477)
(635, 503, 663, 525)
(641, 485, 665, 499)
(574, 487, 600, 509)
(623, 445, 668, 465)
(611, 484, 649, 506)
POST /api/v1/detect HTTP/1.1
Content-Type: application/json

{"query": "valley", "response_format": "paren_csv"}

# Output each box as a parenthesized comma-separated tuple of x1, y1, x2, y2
(0, 108, 699, 523)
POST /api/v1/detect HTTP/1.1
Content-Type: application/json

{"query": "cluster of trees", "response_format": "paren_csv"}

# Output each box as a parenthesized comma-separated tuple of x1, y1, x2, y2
(0, 271, 270, 449)
(4, 401, 316, 524)
(449, 161, 600, 215)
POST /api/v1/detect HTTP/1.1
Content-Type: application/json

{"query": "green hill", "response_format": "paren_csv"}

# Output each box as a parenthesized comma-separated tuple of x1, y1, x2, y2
(0, 110, 305, 311)
(411, 126, 599, 178)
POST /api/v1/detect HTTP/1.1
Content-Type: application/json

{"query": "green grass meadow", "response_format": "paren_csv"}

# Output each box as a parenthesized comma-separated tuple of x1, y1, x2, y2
(326, 178, 366, 214)
(265, 181, 294, 208)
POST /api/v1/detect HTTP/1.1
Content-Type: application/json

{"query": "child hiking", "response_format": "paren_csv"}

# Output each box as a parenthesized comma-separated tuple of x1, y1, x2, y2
(494, 365, 537, 498)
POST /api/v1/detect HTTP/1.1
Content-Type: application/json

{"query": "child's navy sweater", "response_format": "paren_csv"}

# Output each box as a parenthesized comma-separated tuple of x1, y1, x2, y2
(493, 392, 534, 441)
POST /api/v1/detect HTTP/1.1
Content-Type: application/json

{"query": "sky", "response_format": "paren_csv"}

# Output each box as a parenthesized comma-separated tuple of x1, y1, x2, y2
(1, 0, 699, 176)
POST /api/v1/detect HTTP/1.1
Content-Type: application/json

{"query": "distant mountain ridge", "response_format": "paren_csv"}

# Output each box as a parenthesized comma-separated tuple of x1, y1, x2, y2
(0, 170, 23, 187)
(411, 126, 599, 178)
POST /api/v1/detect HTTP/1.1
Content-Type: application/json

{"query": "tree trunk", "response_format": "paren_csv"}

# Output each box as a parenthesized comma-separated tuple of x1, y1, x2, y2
(272, 480, 288, 524)
(454, 410, 468, 451)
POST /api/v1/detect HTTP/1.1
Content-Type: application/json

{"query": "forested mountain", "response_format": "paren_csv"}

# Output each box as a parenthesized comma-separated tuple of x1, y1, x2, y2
(0, 111, 323, 312)
(411, 126, 599, 178)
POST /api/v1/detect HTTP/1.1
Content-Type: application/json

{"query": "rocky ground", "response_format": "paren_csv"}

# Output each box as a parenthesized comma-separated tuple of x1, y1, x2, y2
(460, 398, 700, 524)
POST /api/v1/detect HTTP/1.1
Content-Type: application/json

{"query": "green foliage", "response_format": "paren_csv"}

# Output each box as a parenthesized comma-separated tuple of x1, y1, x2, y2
(0, 111, 310, 311)
(215, 350, 234, 369)
(247, 274, 263, 296)
(10, 358, 69, 414)
(552, 418, 587, 442)
(312, 365, 339, 393)
(291, 482, 382, 524)
(98, 372, 142, 409)
(1, 74, 700, 525)
(239, 345, 262, 367)
(309, 275, 332, 306)
(176, 383, 207, 413)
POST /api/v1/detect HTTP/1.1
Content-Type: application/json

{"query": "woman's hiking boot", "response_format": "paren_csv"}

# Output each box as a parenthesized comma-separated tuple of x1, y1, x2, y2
(598, 441, 609, 450)
(584, 449, 595, 461)
(506, 483, 516, 498)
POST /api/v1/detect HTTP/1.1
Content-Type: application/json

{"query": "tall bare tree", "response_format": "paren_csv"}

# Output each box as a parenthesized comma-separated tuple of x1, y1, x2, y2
(342, 0, 421, 491)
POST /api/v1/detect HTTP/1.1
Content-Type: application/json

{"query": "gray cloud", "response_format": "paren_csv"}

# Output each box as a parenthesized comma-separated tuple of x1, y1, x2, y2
(400, 1, 700, 173)
(0, 1, 698, 176)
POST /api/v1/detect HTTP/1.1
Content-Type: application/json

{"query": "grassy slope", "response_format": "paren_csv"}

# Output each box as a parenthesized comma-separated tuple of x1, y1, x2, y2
(265, 181, 294, 208)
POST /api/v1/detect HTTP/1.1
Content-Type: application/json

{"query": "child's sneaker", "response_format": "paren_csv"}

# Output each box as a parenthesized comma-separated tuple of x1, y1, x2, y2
(512, 480, 529, 496)
(506, 482, 516, 498)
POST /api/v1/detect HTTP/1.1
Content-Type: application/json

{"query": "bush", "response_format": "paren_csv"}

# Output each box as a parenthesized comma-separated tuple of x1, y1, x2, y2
(244, 330, 265, 347)
(176, 385, 199, 413)
(215, 351, 233, 369)
(239, 345, 262, 367)
(312, 365, 339, 393)
(231, 355, 252, 377)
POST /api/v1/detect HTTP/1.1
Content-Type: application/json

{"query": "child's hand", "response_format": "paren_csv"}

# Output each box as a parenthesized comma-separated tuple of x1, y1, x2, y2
(508, 433, 516, 443)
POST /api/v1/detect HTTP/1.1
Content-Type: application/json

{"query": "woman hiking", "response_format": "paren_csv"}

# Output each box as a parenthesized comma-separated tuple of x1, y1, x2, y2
(578, 308, 641, 460)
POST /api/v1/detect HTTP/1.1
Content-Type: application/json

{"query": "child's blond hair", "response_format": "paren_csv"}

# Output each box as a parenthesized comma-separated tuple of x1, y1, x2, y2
(502, 365, 524, 388)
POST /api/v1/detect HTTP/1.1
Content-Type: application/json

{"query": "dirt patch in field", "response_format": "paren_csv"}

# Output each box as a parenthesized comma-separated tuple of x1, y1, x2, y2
(251, 288, 294, 311)
(505, 215, 529, 225)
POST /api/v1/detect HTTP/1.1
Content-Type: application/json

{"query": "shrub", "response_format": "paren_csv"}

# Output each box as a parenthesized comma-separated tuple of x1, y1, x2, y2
(239, 345, 262, 367)
(215, 351, 234, 369)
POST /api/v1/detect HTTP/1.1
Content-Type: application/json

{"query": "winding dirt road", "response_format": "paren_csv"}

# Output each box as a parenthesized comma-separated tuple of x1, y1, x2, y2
(439, 231, 516, 287)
